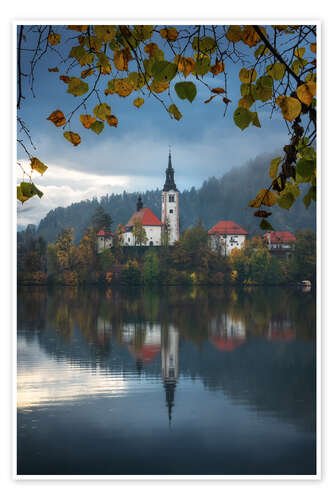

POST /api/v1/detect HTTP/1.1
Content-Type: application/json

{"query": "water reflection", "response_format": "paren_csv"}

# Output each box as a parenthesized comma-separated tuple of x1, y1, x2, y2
(17, 286, 316, 475)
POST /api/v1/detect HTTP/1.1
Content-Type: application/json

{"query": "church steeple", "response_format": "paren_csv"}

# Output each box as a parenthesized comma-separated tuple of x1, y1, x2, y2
(136, 195, 143, 211)
(163, 148, 178, 192)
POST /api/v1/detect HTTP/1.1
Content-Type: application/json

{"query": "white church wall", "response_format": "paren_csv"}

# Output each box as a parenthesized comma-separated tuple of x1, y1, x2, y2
(209, 234, 246, 256)
(161, 190, 179, 245)
(97, 236, 113, 253)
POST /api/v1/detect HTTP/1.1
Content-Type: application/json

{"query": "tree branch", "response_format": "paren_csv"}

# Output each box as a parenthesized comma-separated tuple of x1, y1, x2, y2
(252, 25, 303, 86)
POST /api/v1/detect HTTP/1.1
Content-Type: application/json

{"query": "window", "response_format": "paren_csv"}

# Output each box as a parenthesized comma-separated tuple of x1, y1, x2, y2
(149, 241, 154, 246)
(169, 194, 175, 202)
(169, 209, 173, 214)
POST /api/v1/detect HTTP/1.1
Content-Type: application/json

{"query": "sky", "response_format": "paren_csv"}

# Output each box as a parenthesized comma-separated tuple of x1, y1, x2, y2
(16, 25, 293, 227)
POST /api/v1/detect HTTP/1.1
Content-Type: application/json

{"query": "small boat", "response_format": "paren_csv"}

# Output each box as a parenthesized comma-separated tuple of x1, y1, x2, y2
(297, 280, 311, 292)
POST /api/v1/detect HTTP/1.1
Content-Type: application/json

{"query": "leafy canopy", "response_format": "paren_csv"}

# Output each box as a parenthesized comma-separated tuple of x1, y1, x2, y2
(17, 24, 317, 227)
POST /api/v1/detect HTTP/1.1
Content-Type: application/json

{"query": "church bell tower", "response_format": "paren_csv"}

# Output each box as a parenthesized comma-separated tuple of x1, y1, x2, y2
(161, 149, 180, 245)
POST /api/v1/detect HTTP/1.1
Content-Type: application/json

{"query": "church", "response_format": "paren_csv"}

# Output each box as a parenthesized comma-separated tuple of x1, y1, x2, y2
(97, 150, 180, 251)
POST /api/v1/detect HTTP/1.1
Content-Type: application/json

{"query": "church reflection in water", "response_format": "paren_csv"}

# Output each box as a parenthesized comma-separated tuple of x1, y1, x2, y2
(121, 321, 179, 422)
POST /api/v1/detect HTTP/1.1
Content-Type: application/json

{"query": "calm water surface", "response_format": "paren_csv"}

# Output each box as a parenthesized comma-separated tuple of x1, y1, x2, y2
(17, 286, 316, 475)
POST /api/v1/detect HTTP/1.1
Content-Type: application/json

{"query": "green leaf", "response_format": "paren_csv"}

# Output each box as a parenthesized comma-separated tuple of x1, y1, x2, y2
(93, 103, 111, 120)
(174, 81, 197, 103)
(192, 37, 216, 54)
(266, 62, 285, 80)
(90, 120, 104, 134)
(269, 157, 281, 179)
(151, 61, 177, 82)
(233, 107, 253, 130)
(260, 219, 274, 231)
(296, 158, 315, 178)
(254, 44, 268, 58)
(193, 57, 211, 76)
(67, 77, 89, 97)
(18, 182, 43, 202)
(303, 186, 315, 208)
(278, 192, 295, 210)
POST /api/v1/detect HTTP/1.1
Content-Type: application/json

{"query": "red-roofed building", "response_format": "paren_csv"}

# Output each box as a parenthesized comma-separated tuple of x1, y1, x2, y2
(124, 195, 164, 247)
(263, 231, 296, 260)
(208, 221, 247, 256)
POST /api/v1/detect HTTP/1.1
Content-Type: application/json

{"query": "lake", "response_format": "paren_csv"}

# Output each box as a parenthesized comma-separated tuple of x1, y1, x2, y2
(17, 285, 316, 476)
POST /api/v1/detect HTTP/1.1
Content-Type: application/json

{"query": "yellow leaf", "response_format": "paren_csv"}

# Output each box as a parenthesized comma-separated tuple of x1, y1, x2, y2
(30, 157, 48, 175)
(252, 112, 261, 128)
(47, 110, 66, 127)
(133, 97, 144, 108)
(238, 95, 254, 109)
(239, 67, 257, 83)
(63, 131, 81, 146)
(168, 104, 182, 120)
(226, 25, 243, 43)
(210, 60, 224, 75)
(144, 43, 158, 58)
(276, 95, 302, 122)
(242, 26, 266, 48)
(94, 25, 116, 42)
(106, 115, 118, 127)
(296, 82, 316, 106)
(294, 47, 305, 58)
(48, 33, 61, 46)
(174, 56, 195, 77)
(59, 75, 70, 83)
(160, 27, 178, 42)
(310, 43, 316, 54)
(249, 189, 278, 208)
(80, 114, 96, 129)
(114, 79, 134, 97)
(81, 68, 94, 79)
(114, 48, 132, 71)
(150, 80, 169, 93)
(67, 25, 88, 32)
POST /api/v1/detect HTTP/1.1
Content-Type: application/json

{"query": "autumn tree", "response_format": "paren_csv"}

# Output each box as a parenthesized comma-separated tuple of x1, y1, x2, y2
(132, 220, 148, 246)
(17, 24, 317, 228)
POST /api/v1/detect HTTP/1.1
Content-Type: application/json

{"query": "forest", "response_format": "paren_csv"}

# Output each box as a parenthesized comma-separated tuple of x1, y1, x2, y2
(20, 153, 316, 245)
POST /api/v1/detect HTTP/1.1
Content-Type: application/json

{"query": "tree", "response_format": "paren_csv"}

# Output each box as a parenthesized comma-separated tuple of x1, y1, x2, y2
(143, 250, 160, 284)
(91, 205, 112, 232)
(17, 24, 317, 227)
(288, 229, 316, 282)
(132, 220, 148, 246)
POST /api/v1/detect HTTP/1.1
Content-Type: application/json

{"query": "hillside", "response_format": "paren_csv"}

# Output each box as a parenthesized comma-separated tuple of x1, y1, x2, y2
(32, 153, 316, 243)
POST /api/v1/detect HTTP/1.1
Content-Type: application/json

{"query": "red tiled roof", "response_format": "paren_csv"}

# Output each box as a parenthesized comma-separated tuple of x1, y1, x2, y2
(96, 229, 113, 237)
(125, 207, 163, 227)
(208, 220, 247, 235)
(210, 338, 246, 352)
(264, 231, 296, 243)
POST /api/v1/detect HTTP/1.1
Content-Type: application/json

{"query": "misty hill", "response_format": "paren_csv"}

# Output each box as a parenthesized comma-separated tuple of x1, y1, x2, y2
(33, 153, 316, 243)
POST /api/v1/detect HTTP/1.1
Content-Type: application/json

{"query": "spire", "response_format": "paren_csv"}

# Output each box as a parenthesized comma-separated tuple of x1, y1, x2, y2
(164, 379, 177, 425)
(163, 148, 178, 192)
(136, 195, 143, 211)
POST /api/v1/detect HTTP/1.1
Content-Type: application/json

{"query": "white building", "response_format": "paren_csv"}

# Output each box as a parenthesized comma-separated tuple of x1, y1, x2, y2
(96, 151, 180, 249)
(96, 229, 113, 253)
(123, 195, 163, 246)
(208, 220, 247, 256)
